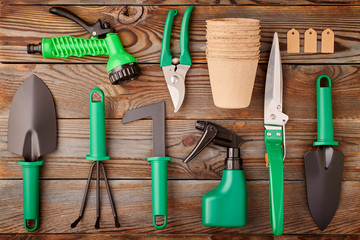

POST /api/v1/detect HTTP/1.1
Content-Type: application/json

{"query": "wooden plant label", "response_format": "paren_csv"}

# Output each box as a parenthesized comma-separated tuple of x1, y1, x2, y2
(321, 28, 334, 53)
(287, 28, 300, 53)
(304, 28, 317, 53)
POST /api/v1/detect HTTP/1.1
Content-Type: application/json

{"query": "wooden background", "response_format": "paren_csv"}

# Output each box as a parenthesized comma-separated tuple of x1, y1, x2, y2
(1, 0, 360, 239)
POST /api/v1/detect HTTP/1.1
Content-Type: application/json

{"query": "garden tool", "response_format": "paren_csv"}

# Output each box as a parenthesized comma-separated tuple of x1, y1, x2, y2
(122, 102, 171, 229)
(71, 88, 120, 229)
(184, 121, 246, 227)
(161, 6, 194, 113)
(8, 75, 57, 231)
(264, 32, 288, 236)
(304, 75, 344, 231)
(27, 7, 141, 85)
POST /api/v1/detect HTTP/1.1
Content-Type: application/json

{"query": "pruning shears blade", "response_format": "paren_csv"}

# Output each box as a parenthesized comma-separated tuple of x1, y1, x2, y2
(162, 64, 189, 112)
(168, 84, 184, 113)
(264, 32, 288, 127)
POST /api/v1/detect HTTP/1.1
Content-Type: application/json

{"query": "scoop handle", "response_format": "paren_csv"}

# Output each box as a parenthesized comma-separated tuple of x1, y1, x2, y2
(314, 75, 338, 146)
(18, 160, 43, 231)
(147, 156, 171, 229)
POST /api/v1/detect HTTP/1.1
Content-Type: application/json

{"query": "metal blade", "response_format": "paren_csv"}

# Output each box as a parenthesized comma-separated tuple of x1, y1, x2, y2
(122, 102, 166, 157)
(167, 84, 184, 113)
(304, 146, 344, 230)
(162, 64, 189, 113)
(264, 32, 288, 127)
(8, 75, 57, 161)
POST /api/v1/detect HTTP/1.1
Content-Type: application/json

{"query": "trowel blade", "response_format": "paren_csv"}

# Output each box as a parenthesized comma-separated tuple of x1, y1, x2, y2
(304, 146, 344, 230)
(8, 75, 57, 161)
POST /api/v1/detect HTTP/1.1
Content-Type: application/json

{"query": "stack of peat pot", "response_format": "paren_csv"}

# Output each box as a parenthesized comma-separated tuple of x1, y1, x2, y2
(206, 18, 261, 108)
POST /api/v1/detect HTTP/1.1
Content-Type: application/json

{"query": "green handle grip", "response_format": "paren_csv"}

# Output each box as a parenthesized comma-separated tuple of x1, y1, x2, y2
(179, 6, 193, 66)
(160, 9, 177, 67)
(202, 170, 247, 227)
(42, 36, 109, 58)
(314, 75, 338, 146)
(264, 129, 284, 236)
(86, 88, 110, 161)
(18, 160, 43, 231)
(41, 33, 137, 73)
(147, 156, 171, 229)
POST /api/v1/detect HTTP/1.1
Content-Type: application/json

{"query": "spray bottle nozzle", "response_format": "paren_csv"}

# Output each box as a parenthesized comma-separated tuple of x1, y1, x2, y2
(184, 121, 244, 169)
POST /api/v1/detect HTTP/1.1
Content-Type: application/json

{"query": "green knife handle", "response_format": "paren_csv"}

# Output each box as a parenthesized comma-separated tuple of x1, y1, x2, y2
(147, 156, 172, 229)
(18, 160, 43, 231)
(314, 75, 338, 146)
(179, 6, 194, 66)
(86, 88, 110, 161)
(264, 129, 284, 236)
(160, 9, 177, 67)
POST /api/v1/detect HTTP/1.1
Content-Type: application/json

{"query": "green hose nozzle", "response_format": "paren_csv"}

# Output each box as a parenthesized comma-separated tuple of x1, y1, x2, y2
(27, 7, 141, 85)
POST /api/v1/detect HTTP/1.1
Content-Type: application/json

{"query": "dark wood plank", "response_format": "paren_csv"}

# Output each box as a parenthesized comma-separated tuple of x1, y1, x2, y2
(4, 0, 360, 6)
(0, 64, 359, 120)
(1, 119, 359, 180)
(0, 234, 275, 240)
(1, 234, 360, 240)
(1, 180, 360, 234)
(1, 5, 360, 64)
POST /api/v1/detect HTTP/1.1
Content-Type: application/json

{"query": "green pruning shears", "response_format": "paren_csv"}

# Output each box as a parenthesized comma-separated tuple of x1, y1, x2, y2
(160, 6, 193, 113)
(264, 32, 288, 236)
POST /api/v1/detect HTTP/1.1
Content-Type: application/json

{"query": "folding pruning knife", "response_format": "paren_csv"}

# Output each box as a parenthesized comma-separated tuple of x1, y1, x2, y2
(264, 32, 288, 236)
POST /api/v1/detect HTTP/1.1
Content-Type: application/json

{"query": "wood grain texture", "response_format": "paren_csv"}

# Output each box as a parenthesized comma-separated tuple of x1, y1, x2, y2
(4, 0, 360, 6)
(0, 235, 275, 240)
(1, 235, 360, 240)
(1, 119, 359, 180)
(1, 180, 360, 234)
(0, 64, 359, 120)
(1, 5, 360, 64)
(1, 1, 360, 238)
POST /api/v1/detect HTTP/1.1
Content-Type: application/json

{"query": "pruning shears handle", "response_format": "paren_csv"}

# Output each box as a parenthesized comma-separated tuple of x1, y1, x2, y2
(161, 9, 177, 67)
(180, 6, 193, 65)
(160, 6, 193, 67)
(265, 129, 284, 236)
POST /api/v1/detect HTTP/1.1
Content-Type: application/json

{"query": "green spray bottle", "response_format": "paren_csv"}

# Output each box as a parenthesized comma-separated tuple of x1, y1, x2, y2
(184, 121, 247, 227)
(27, 7, 141, 85)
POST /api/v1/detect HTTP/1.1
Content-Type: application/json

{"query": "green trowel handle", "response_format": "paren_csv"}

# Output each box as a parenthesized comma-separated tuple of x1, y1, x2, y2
(160, 9, 177, 67)
(314, 75, 338, 146)
(18, 160, 43, 231)
(179, 6, 194, 66)
(147, 156, 172, 229)
(264, 129, 284, 236)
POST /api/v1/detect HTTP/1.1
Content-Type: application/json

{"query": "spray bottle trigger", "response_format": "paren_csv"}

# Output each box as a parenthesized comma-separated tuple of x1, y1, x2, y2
(183, 123, 217, 163)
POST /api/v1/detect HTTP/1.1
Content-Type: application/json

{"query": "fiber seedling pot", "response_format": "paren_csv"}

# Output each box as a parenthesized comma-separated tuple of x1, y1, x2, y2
(206, 18, 260, 26)
(206, 57, 259, 108)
